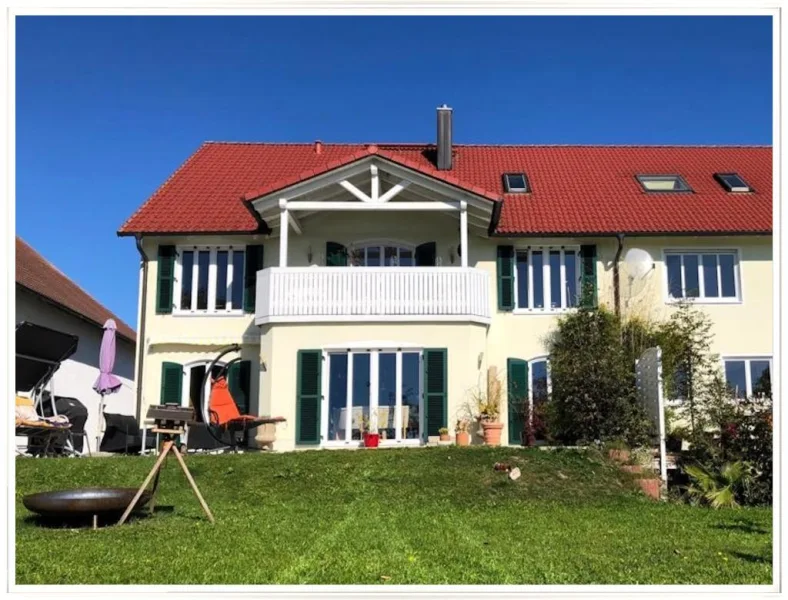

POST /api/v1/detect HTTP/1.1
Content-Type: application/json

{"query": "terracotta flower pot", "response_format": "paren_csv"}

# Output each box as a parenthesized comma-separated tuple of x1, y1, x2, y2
(637, 478, 661, 500)
(621, 464, 642, 474)
(481, 421, 504, 446)
(439, 433, 450, 442)
(608, 449, 630, 463)
(456, 431, 470, 446)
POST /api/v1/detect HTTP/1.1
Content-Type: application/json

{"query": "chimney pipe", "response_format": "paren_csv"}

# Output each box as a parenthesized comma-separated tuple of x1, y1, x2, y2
(437, 104, 453, 170)
(314, 140, 323, 155)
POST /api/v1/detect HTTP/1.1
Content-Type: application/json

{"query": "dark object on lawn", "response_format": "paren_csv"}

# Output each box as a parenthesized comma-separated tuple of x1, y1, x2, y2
(199, 344, 286, 452)
(493, 462, 512, 471)
(23, 487, 153, 528)
(100, 413, 157, 454)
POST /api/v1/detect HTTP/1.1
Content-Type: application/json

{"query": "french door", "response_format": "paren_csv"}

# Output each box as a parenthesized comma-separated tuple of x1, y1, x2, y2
(322, 349, 423, 446)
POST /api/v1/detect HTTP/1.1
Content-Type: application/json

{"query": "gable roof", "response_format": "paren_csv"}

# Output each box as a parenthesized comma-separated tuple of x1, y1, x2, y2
(118, 142, 772, 237)
(16, 237, 137, 343)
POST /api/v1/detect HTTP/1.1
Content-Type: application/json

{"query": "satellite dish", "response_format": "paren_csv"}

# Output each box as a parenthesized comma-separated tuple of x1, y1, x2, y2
(623, 248, 654, 280)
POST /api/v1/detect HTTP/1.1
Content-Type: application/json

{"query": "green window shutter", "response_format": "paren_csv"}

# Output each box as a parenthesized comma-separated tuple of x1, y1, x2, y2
(326, 242, 347, 266)
(155, 245, 176, 314)
(580, 244, 598, 308)
(507, 358, 529, 445)
(228, 360, 252, 414)
(160, 362, 183, 405)
(497, 246, 515, 311)
(296, 350, 322, 445)
(423, 349, 448, 437)
(243, 245, 265, 313)
(415, 242, 437, 266)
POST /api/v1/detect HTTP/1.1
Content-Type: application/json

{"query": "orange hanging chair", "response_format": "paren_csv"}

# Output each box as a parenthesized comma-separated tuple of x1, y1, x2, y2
(200, 345, 285, 451)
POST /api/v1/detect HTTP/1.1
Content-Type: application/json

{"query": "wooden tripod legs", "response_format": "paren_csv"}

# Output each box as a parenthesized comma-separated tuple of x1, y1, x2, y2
(117, 439, 215, 526)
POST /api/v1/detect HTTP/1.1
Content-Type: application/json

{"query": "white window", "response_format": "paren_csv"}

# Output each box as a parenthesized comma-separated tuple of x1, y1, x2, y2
(348, 243, 415, 267)
(175, 246, 246, 314)
(723, 357, 772, 399)
(514, 247, 580, 311)
(664, 250, 740, 302)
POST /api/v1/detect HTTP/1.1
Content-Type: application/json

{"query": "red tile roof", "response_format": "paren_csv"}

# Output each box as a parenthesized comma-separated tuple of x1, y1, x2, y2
(16, 237, 136, 343)
(118, 143, 772, 236)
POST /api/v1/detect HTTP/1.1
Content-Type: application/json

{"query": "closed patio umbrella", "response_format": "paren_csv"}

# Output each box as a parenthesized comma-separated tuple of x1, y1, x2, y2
(94, 319, 122, 452)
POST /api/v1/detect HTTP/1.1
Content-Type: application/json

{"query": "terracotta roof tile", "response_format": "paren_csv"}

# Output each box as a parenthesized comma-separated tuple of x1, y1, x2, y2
(118, 143, 772, 236)
(16, 237, 136, 343)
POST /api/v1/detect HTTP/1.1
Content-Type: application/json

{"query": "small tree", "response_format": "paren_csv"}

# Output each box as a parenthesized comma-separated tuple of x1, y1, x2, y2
(545, 306, 653, 445)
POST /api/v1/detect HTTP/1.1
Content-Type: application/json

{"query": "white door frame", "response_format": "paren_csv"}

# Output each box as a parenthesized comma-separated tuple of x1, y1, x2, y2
(321, 347, 423, 448)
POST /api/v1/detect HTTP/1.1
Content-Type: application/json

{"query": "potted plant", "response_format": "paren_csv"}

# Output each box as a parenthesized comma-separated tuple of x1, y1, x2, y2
(359, 413, 379, 448)
(633, 467, 662, 500)
(606, 439, 630, 463)
(438, 427, 450, 442)
(455, 419, 471, 446)
(472, 367, 504, 446)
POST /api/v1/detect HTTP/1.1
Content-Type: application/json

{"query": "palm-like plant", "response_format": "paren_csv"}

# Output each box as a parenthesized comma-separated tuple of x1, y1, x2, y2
(684, 461, 748, 508)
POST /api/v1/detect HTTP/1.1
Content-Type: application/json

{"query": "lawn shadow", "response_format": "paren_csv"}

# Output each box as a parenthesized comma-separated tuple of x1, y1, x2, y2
(21, 506, 173, 530)
(713, 520, 769, 535)
(730, 551, 770, 564)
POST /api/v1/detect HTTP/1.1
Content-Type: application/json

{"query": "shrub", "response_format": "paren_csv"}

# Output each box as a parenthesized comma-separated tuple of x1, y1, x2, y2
(684, 461, 750, 509)
(545, 306, 653, 446)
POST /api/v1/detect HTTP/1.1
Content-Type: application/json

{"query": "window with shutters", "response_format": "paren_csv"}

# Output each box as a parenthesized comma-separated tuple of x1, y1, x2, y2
(346, 241, 416, 267)
(514, 247, 581, 311)
(174, 246, 246, 314)
(663, 250, 740, 303)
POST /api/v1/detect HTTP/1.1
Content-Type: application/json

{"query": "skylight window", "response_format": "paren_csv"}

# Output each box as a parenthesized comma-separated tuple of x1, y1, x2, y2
(503, 173, 530, 193)
(714, 173, 753, 193)
(636, 175, 692, 193)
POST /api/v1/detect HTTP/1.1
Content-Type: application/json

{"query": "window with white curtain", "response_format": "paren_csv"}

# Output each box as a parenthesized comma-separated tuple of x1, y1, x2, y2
(514, 247, 580, 311)
(175, 246, 246, 313)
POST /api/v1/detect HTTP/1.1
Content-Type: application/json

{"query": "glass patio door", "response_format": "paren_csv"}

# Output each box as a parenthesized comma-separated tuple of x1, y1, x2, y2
(324, 349, 422, 445)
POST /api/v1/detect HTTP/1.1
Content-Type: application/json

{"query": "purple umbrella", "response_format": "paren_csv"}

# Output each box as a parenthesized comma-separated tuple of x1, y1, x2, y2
(94, 319, 122, 451)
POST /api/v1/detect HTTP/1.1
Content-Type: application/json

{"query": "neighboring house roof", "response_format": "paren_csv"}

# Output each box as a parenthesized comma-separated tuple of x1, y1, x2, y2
(16, 237, 137, 343)
(118, 142, 772, 236)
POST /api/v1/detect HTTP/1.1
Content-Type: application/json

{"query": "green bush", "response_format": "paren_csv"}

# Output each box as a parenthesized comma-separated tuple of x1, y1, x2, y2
(545, 306, 653, 446)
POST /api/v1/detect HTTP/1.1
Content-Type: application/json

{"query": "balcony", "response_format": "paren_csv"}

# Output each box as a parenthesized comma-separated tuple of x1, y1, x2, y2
(255, 267, 491, 325)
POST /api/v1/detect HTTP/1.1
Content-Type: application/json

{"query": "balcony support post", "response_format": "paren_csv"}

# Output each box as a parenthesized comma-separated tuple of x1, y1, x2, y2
(279, 199, 288, 267)
(460, 201, 469, 268)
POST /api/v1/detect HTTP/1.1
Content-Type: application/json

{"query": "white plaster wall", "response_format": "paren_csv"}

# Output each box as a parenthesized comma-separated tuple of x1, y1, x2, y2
(15, 288, 137, 454)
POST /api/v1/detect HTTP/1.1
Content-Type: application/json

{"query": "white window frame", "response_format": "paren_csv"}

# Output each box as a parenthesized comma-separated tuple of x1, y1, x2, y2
(662, 249, 742, 305)
(513, 246, 581, 313)
(320, 344, 424, 448)
(347, 239, 417, 267)
(173, 245, 246, 316)
(721, 355, 772, 398)
(527, 356, 551, 410)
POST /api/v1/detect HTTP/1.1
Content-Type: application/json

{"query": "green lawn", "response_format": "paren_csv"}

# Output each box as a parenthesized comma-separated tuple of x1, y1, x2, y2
(15, 447, 772, 585)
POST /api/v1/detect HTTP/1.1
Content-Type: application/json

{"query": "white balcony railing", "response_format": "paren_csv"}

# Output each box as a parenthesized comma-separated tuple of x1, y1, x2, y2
(255, 267, 491, 324)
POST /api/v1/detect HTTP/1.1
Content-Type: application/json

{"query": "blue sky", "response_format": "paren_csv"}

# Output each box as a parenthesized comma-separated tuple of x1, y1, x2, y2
(16, 15, 772, 328)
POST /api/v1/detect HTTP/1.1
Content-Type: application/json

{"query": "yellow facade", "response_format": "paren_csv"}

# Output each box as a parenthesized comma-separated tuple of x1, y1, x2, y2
(135, 220, 772, 451)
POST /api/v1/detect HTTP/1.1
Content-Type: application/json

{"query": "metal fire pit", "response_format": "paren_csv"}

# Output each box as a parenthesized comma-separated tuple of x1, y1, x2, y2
(23, 487, 152, 519)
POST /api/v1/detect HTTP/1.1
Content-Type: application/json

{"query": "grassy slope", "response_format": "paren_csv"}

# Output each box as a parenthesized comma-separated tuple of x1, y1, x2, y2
(15, 447, 772, 585)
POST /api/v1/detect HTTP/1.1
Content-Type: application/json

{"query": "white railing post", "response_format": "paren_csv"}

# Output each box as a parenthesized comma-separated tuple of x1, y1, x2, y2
(279, 200, 288, 267)
(460, 201, 469, 268)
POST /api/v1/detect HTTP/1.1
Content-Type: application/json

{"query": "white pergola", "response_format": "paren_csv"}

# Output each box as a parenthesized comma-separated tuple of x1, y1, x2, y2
(246, 156, 496, 268)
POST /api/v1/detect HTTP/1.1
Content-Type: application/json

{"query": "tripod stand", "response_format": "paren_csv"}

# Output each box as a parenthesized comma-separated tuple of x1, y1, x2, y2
(118, 425, 215, 526)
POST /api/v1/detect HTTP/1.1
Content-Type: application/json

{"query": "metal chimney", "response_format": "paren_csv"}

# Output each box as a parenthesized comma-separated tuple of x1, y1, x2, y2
(437, 104, 453, 170)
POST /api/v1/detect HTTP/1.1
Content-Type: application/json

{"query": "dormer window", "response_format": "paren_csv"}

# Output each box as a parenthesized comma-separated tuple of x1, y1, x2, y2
(636, 174, 692, 193)
(714, 173, 753, 193)
(503, 173, 530, 193)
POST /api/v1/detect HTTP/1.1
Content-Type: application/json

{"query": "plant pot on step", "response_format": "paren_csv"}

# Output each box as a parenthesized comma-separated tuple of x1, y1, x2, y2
(636, 477, 661, 500)
(456, 431, 470, 446)
(438, 428, 450, 442)
(481, 421, 504, 446)
(608, 449, 630, 463)
(363, 433, 380, 448)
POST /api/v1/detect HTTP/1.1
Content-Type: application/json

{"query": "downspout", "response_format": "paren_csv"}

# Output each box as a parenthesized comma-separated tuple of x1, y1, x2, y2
(134, 235, 149, 423)
(613, 233, 625, 318)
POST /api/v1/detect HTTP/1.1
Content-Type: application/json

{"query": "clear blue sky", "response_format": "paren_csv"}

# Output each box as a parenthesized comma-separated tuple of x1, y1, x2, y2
(16, 16, 772, 329)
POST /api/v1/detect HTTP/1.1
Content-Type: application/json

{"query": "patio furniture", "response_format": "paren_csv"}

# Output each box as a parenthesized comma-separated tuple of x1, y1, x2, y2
(101, 413, 157, 454)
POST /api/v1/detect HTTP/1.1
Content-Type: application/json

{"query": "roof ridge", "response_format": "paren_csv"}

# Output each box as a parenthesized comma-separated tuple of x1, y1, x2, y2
(201, 140, 771, 149)
(16, 237, 136, 338)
